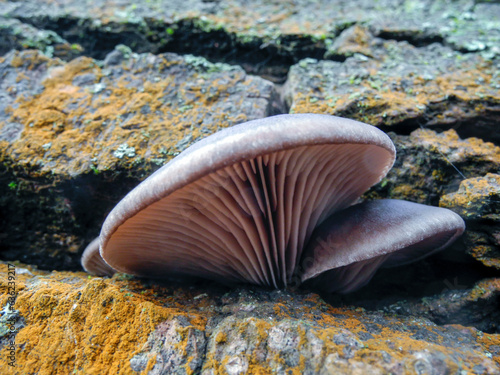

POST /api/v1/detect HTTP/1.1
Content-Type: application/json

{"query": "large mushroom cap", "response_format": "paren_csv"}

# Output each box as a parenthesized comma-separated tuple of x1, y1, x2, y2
(301, 199, 466, 293)
(98, 114, 396, 287)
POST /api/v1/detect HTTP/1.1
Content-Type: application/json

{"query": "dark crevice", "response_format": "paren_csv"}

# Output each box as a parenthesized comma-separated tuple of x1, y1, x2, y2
(323, 54, 348, 63)
(7, 14, 490, 87)
(376, 109, 500, 145)
(375, 30, 446, 48)
(446, 115, 500, 144)
(11, 15, 327, 83)
(0, 165, 142, 271)
(393, 121, 499, 146)
(368, 29, 498, 60)
(377, 118, 463, 138)
(319, 252, 500, 333)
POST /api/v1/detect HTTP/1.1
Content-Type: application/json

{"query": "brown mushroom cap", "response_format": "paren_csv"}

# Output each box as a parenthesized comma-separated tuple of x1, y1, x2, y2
(81, 237, 116, 277)
(301, 199, 466, 293)
(97, 114, 396, 287)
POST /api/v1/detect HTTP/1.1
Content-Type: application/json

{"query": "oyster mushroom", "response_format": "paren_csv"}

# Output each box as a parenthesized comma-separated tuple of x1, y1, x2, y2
(83, 114, 396, 288)
(300, 199, 466, 293)
(82, 113, 465, 293)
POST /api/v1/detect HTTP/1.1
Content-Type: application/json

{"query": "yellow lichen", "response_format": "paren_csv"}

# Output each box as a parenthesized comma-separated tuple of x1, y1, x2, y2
(0, 268, 207, 375)
(440, 173, 500, 220)
(2, 265, 498, 374)
(1, 50, 251, 180)
(289, 57, 499, 129)
(215, 332, 227, 344)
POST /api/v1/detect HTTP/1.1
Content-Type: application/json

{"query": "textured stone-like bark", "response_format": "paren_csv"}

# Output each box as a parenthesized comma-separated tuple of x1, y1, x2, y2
(0, 265, 498, 374)
(1, 0, 500, 372)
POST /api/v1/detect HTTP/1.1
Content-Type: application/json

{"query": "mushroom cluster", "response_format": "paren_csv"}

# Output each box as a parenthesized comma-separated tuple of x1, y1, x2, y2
(82, 114, 465, 293)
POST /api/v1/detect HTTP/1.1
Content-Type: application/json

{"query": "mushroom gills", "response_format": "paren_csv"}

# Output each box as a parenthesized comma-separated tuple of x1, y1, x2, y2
(102, 143, 392, 287)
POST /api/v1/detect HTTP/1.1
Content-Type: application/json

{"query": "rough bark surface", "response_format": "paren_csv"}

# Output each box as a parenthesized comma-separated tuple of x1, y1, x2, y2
(0, 0, 499, 373)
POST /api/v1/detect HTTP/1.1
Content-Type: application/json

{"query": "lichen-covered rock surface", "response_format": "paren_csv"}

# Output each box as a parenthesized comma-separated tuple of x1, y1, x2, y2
(384, 277, 500, 334)
(1, 0, 500, 373)
(441, 174, 500, 270)
(285, 34, 500, 142)
(0, 47, 279, 270)
(1, 0, 498, 77)
(367, 129, 500, 205)
(0, 264, 499, 374)
(0, 16, 82, 59)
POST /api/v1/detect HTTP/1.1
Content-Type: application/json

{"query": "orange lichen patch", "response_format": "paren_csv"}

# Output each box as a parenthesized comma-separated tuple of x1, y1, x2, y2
(0, 267, 207, 375)
(288, 50, 499, 128)
(413, 130, 500, 163)
(267, 294, 498, 373)
(390, 184, 428, 201)
(215, 331, 227, 344)
(204, 302, 498, 374)
(8, 49, 56, 70)
(477, 332, 500, 365)
(217, 294, 481, 371)
(273, 302, 291, 318)
(440, 173, 500, 267)
(440, 173, 500, 219)
(465, 278, 500, 303)
(0, 265, 35, 305)
(439, 170, 500, 269)
(327, 25, 375, 58)
(360, 126, 500, 203)
(204, 317, 275, 374)
(468, 245, 500, 269)
(319, 312, 492, 372)
(203, 4, 324, 38)
(1, 50, 263, 180)
(1, 264, 497, 373)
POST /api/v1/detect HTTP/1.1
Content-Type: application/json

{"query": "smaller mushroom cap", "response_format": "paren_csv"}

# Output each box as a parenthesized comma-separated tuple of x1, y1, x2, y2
(81, 237, 116, 277)
(301, 199, 465, 293)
